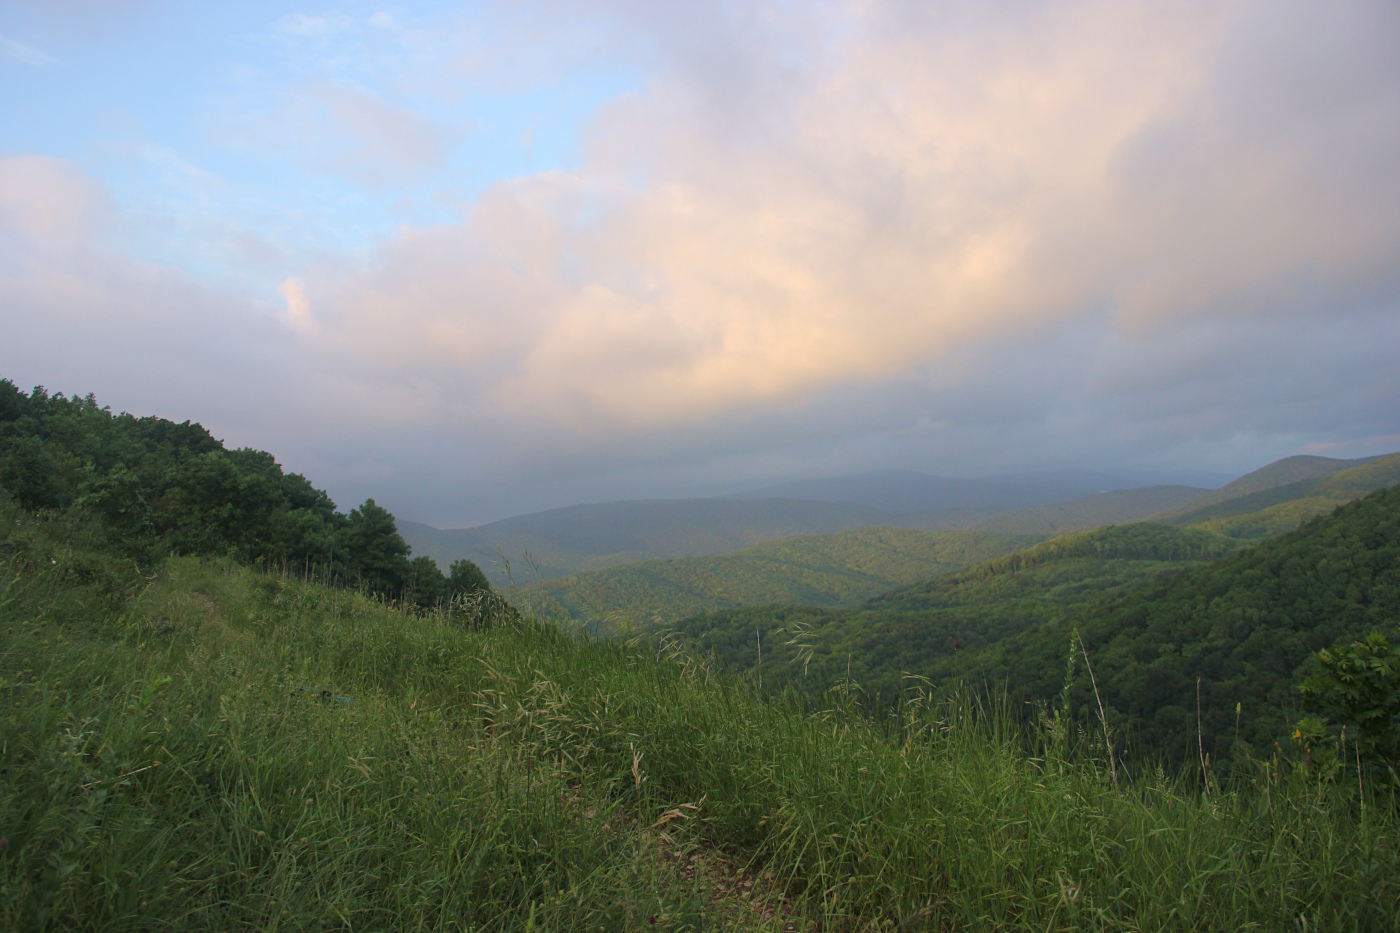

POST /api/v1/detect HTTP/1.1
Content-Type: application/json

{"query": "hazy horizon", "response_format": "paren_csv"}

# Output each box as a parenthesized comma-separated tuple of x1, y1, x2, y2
(4, 0, 1398, 527)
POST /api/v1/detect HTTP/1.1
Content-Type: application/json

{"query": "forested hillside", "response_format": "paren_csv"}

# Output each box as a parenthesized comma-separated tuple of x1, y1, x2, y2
(674, 489, 1400, 770)
(1154, 453, 1382, 517)
(0, 379, 487, 603)
(673, 524, 1241, 703)
(518, 526, 1042, 626)
(1158, 452, 1400, 538)
(930, 484, 1400, 766)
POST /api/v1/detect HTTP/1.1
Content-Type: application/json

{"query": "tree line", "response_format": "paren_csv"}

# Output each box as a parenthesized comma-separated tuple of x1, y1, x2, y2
(0, 379, 488, 604)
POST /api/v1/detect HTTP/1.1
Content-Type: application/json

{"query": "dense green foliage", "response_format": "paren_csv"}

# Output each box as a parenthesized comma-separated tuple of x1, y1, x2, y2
(3, 501, 1397, 931)
(0, 380, 487, 602)
(6, 377, 1400, 928)
(913, 487, 1400, 770)
(1298, 626, 1400, 774)
(521, 527, 1041, 627)
(675, 495, 1400, 775)
(673, 524, 1240, 704)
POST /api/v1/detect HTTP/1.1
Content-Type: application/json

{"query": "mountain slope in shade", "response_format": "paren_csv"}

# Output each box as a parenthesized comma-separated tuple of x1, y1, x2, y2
(1149, 454, 1385, 522)
(1159, 452, 1400, 537)
(517, 527, 1043, 626)
(399, 499, 1004, 585)
(968, 485, 1209, 535)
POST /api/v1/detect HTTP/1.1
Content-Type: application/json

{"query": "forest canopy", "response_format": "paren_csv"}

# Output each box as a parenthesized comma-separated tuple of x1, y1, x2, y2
(0, 379, 487, 603)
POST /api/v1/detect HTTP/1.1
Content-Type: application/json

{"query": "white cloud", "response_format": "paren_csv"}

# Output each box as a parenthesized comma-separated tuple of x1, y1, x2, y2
(289, 0, 1400, 438)
(0, 31, 59, 66)
(278, 276, 314, 331)
(272, 13, 352, 38)
(216, 80, 457, 190)
(0, 154, 108, 249)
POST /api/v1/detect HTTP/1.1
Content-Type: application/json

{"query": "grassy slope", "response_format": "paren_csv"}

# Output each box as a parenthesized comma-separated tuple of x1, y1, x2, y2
(2, 502, 1395, 931)
(520, 527, 1043, 628)
(672, 524, 1242, 701)
(967, 484, 1209, 535)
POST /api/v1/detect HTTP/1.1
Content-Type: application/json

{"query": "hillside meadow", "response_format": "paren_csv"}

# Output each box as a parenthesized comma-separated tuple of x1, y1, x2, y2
(3, 498, 1399, 931)
(4, 382, 1399, 930)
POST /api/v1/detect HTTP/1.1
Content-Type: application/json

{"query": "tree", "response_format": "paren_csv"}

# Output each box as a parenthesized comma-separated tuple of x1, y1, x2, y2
(449, 558, 492, 596)
(340, 499, 413, 595)
(0, 436, 70, 511)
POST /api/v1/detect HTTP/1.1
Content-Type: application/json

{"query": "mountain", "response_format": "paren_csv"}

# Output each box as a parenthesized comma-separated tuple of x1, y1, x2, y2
(968, 485, 1209, 535)
(1150, 454, 1386, 521)
(932, 483, 1400, 764)
(518, 527, 1043, 626)
(674, 484, 1400, 768)
(727, 468, 1230, 511)
(401, 466, 1246, 587)
(1157, 452, 1400, 538)
(399, 498, 1005, 585)
(671, 523, 1244, 701)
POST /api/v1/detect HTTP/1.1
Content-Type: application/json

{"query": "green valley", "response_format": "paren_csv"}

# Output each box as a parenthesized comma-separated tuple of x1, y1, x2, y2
(519, 526, 1043, 627)
(670, 486, 1400, 772)
(671, 523, 1245, 705)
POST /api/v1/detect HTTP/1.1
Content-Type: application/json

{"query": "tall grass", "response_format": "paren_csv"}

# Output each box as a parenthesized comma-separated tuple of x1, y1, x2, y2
(2, 528, 1396, 930)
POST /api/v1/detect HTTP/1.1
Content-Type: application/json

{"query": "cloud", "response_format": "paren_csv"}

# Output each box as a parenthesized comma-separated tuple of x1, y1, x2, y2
(287, 0, 1399, 441)
(278, 277, 314, 331)
(0, 155, 309, 449)
(0, 31, 60, 66)
(0, 154, 108, 250)
(4, 0, 1399, 525)
(218, 81, 457, 190)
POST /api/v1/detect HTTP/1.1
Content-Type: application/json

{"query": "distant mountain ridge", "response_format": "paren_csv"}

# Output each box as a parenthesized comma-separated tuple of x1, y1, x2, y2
(1151, 454, 1385, 521)
(401, 453, 1399, 590)
(399, 498, 1005, 585)
(518, 527, 1042, 626)
(399, 468, 1237, 585)
(1153, 452, 1400, 538)
(727, 468, 1230, 511)
(968, 485, 1209, 535)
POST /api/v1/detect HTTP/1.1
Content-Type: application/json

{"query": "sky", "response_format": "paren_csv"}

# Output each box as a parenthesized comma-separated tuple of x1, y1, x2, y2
(2, 0, 1399, 527)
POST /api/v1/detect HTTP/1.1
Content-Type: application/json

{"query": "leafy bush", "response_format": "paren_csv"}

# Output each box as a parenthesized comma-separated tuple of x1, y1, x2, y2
(1298, 626, 1400, 779)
